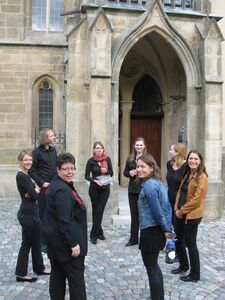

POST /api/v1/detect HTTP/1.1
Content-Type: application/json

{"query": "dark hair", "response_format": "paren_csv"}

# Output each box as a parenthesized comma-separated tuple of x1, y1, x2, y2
(57, 153, 75, 169)
(38, 128, 54, 146)
(18, 150, 32, 162)
(137, 153, 162, 181)
(129, 137, 147, 161)
(185, 149, 208, 177)
(92, 141, 105, 152)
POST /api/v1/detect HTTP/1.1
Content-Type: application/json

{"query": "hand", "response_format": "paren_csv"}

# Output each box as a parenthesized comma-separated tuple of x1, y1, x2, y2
(35, 185, 41, 194)
(94, 180, 103, 186)
(42, 182, 50, 188)
(101, 167, 107, 174)
(175, 210, 183, 219)
(71, 244, 80, 257)
(164, 232, 172, 239)
(24, 193, 30, 198)
(129, 169, 137, 177)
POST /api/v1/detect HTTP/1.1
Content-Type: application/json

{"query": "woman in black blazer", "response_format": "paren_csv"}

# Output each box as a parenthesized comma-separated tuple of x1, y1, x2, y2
(85, 141, 113, 244)
(44, 153, 87, 300)
(123, 137, 148, 246)
(15, 150, 50, 282)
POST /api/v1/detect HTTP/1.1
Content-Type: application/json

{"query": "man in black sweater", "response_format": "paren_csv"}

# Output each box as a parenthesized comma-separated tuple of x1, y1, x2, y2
(29, 128, 57, 251)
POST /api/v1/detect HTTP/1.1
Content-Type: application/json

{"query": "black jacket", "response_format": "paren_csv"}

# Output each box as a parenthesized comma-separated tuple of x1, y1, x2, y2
(85, 156, 113, 189)
(43, 176, 88, 262)
(28, 145, 57, 187)
(123, 159, 142, 194)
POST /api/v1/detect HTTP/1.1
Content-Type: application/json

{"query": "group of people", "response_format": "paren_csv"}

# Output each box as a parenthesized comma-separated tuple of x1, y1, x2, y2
(15, 129, 208, 300)
(124, 138, 208, 299)
(15, 129, 113, 299)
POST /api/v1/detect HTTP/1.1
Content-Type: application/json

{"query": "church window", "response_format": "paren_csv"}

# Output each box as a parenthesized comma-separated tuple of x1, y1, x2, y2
(32, 0, 64, 32)
(39, 80, 53, 130)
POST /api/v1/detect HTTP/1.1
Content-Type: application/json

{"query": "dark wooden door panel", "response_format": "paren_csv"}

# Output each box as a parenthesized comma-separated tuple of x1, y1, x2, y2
(131, 119, 161, 166)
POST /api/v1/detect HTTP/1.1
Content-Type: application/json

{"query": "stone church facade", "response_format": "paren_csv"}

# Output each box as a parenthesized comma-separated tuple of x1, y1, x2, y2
(0, 0, 224, 221)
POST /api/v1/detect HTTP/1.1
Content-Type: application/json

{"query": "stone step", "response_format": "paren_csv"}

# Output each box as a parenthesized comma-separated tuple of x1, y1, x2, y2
(112, 214, 131, 225)
(112, 186, 131, 225)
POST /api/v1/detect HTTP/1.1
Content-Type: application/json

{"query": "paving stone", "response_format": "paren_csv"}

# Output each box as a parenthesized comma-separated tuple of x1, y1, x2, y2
(1, 199, 225, 299)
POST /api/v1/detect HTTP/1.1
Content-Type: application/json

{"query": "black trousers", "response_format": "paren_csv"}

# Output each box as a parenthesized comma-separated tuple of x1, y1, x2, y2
(89, 185, 110, 238)
(141, 251, 164, 300)
(174, 217, 202, 280)
(128, 192, 139, 243)
(49, 256, 86, 300)
(38, 188, 47, 220)
(15, 214, 44, 276)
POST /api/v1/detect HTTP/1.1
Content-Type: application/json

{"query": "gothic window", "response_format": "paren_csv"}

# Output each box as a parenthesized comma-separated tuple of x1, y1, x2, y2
(32, 0, 64, 32)
(39, 80, 53, 130)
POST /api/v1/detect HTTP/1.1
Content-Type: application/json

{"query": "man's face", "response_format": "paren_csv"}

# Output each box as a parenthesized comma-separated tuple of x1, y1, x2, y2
(47, 131, 56, 145)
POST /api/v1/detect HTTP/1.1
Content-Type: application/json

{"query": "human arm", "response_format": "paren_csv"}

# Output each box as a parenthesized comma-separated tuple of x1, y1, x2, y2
(28, 149, 45, 188)
(179, 173, 208, 215)
(123, 159, 137, 178)
(143, 181, 171, 232)
(106, 157, 113, 177)
(16, 172, 40, 201)
(54, 188, 79, 249)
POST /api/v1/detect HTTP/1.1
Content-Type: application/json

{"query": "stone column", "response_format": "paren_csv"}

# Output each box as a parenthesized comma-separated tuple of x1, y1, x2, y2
(120, 100, 133, 186)
(200, 20, 224, 218)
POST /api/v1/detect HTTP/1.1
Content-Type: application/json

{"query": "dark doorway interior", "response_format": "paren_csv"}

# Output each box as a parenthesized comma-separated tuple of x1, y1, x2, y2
(131, 74, 163, 166)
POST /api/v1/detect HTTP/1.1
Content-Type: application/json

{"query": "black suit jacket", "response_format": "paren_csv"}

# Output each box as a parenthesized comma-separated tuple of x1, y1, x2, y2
(43, 175, 87, 262)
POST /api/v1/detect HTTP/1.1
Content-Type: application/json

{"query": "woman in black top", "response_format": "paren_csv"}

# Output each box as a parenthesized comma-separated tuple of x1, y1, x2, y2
(166, 143, 187, 225)
(15, 150, 50, 283)
(123, 137, 148, 246)
(44, 153, 87, 300)
(85, 141, 113, 244)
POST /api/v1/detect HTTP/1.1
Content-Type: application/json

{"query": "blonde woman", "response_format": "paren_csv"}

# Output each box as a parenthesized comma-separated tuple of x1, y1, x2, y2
(15, 150, 50, 282)
(166, 143, 186, 225)
(123, 137, 147, 246)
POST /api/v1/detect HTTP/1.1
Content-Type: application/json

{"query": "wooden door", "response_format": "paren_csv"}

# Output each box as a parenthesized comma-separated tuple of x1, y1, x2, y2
(131, 118, 161, 166)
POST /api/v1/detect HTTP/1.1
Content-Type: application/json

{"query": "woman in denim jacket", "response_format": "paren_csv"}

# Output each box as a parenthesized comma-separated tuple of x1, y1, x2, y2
(137, 154, 172, 300)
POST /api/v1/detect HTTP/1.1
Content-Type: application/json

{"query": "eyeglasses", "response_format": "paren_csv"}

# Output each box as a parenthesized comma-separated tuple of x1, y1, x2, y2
(60, 167, 76, 172)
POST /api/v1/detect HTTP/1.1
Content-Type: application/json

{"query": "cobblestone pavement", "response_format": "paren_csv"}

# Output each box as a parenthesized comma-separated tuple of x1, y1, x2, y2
(0, 199, 225, 300)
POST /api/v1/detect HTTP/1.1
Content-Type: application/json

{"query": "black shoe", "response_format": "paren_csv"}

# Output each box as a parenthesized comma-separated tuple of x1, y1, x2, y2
(98, 235, 106, 240)
(171, 267, 189, 274)
(180, 274, 199, 282)
(36, 271, 51, 275)
(16, 276, 37, 283)
(91, 237, 97, 244)
(125, 241, 138, 247)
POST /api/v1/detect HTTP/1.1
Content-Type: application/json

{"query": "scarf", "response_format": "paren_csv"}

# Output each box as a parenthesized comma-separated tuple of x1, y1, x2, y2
(93, 153, 108, 175)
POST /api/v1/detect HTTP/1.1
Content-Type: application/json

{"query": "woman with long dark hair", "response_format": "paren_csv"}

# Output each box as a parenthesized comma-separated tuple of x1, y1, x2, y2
(137, 154, 172, 300)
(171, 150, 208, 282)
(85, 141, 113, 244)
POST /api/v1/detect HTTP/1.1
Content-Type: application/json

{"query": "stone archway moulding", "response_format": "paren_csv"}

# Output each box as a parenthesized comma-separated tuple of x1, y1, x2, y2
(111, 1, 202, 90)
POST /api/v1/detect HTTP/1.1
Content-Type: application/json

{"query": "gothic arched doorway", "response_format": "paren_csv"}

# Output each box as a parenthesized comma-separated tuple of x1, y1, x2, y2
(131, 74, 163, 166)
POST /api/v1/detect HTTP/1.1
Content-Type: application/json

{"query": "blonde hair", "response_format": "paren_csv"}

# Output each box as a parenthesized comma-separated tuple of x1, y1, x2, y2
(38, 128, 54, 146)
(17, 150, 32, 162)
(172, 143, 186, 168)
(129, 137, 147, 161)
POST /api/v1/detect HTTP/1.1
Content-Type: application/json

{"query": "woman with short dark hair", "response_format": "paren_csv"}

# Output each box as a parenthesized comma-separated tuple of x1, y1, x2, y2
(44, 152, 87, 300)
